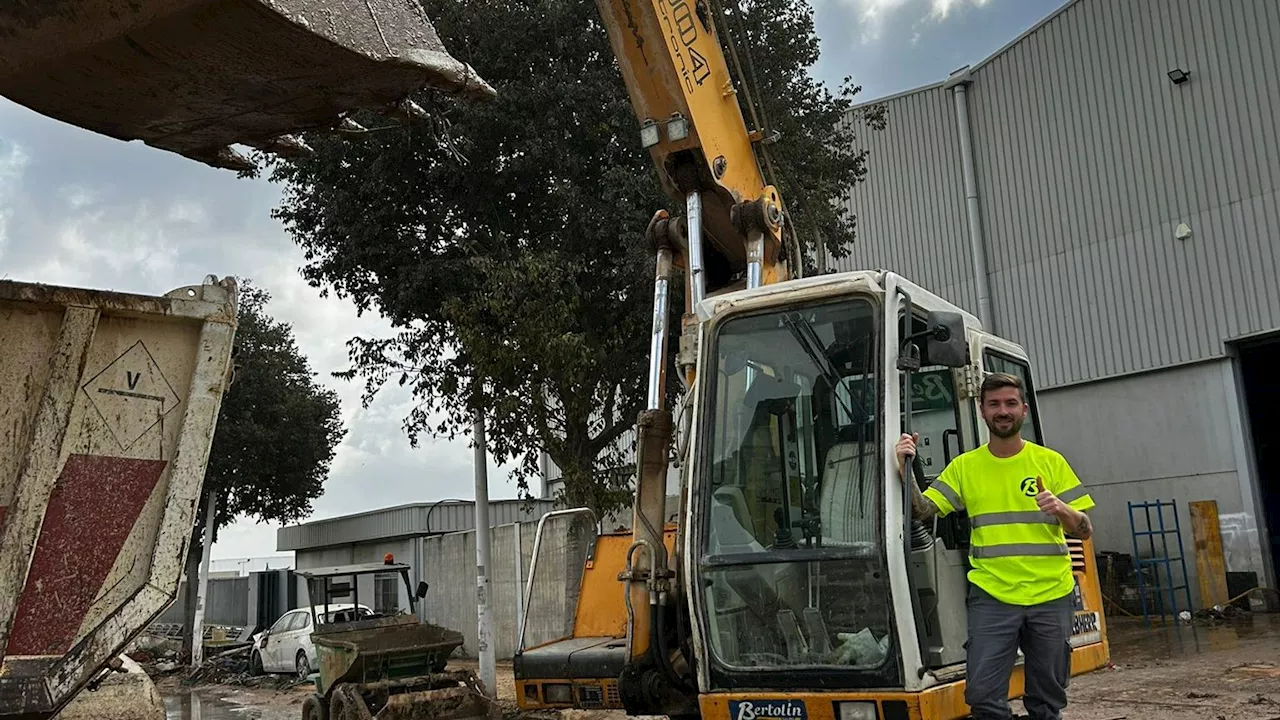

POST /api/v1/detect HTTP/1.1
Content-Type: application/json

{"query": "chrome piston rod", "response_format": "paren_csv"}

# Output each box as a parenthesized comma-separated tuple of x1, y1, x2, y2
(686, 191, 707, 307)
(646, 248, 674, 411)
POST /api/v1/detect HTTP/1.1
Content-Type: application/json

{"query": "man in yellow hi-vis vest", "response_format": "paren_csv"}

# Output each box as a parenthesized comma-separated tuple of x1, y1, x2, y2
(896, 372, 1095, 720)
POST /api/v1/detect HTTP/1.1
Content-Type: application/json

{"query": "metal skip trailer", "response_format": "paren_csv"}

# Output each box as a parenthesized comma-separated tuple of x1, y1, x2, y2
(0, 276, 239, 720)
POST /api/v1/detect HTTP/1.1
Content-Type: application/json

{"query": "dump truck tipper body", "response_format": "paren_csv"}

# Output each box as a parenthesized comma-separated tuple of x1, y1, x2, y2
(0, 276, 239, 720)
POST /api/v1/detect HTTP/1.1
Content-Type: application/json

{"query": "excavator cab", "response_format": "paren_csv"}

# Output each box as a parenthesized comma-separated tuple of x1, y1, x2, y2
(0, 0, 494, 172)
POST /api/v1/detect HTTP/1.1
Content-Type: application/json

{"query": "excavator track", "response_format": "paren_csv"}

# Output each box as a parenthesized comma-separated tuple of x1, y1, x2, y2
(0, 0, 494, 171)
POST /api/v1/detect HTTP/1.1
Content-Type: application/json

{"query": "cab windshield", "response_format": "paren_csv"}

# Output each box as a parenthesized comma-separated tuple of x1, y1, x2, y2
(697, 297, 893, 679)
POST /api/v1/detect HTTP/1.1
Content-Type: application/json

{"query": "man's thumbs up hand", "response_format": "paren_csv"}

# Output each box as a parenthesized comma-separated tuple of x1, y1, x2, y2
(1035, 475, 1067, 517)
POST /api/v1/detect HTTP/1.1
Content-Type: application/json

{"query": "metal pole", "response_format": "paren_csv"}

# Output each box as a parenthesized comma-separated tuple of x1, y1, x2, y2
(949, 75, 994, 331)
(513, 522, 525, 653)
(472, 407, 496, 697)
(746, 231, 764, 289)
(191, 491, 217, 668)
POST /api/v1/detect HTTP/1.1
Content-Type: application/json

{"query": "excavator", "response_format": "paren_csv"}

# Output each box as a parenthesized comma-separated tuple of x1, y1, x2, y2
(0, 2, 1109, 720)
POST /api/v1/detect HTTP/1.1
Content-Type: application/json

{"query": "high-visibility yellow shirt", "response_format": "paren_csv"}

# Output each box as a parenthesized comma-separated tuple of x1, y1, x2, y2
(922, 441, 1095, 606)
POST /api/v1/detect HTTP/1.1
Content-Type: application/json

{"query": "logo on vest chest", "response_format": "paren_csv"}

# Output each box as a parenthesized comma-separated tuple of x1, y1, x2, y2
(1019, 477, 1039, 497)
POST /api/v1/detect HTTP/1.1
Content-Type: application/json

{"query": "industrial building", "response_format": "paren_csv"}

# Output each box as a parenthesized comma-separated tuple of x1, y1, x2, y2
(832, 0, 1279, 606)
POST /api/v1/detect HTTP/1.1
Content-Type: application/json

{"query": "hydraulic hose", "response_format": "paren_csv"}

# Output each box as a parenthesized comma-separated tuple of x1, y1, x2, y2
(653, 591, 697, 693)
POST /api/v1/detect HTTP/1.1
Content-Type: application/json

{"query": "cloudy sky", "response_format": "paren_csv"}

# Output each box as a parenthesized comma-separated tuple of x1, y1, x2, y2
(0, 0, 1065, 563)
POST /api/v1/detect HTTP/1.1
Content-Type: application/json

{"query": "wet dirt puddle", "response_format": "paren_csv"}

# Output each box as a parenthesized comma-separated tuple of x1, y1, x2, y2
(164, 690, 265, 720)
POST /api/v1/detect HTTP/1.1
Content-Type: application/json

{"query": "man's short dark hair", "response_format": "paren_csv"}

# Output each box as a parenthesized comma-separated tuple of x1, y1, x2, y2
(980, 372, 1025, 404)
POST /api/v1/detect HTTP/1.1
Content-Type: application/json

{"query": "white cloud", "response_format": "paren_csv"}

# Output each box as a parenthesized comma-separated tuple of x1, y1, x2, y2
(0, 140, 28, 260)
(820, 0, 995, 44)
(929, 0, 991, 21)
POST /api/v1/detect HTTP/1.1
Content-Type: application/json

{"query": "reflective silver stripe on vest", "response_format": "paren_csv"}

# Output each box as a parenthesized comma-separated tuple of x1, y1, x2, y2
(971, 543, 1069, 559)
(928, 481, 964, 511)
(1059, 485, 1090, 503)
(970, 511, 1059, 528)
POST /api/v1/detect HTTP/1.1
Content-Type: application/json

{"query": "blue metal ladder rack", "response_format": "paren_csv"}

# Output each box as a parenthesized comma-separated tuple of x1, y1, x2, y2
(1127, 499, 1193, 626)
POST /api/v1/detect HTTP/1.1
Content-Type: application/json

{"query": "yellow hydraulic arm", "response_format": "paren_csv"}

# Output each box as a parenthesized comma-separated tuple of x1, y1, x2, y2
(596, 0, 791, 297)
(591, 0, 797, 708)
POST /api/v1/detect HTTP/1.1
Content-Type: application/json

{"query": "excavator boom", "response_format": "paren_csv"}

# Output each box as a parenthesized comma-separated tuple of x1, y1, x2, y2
(0, 0, 494, 172)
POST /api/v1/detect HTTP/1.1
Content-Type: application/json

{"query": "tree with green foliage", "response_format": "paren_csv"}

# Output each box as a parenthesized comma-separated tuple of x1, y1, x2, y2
(180, 282, 346, 659)
(258, 0, 881, 519)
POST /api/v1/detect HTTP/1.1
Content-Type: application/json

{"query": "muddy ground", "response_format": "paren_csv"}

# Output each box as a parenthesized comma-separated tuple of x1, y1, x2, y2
(160, 615, 1280, 720)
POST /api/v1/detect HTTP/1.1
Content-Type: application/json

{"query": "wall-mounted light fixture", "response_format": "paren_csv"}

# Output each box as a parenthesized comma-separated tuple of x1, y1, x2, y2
(1168, 68, 1191, 85)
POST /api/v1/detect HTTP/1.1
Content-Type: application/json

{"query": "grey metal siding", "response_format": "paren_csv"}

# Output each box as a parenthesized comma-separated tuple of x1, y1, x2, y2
(278, 499, 557, 551)
(1037, 359, 1261, 609)
(154, 577, 249, 627)
(839, 0, 1280, 389)
(838, 87, 975, 313)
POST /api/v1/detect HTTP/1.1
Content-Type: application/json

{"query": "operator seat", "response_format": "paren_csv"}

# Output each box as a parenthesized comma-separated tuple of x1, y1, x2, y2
(819, 436, 878, 546)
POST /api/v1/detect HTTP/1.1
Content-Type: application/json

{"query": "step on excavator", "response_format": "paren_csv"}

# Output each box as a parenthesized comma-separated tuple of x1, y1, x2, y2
(0, 2, 1110, 720)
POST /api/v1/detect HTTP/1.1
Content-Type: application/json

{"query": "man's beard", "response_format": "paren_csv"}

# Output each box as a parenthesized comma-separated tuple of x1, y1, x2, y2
(987, 413, 1023, 439)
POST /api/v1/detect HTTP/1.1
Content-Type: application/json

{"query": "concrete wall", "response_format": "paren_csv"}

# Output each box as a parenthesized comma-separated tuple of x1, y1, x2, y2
(1039, 359, 1266, 608)
(418, 524, 534, 659)
(293, 518, 587, 660)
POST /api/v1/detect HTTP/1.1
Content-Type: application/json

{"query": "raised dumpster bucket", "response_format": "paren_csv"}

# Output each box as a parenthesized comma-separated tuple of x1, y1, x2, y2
(0, 0, 495, 172)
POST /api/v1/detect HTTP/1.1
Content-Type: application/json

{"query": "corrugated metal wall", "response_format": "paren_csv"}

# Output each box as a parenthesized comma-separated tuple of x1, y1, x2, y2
(279, 499, 557, 551)
(838, 86, 976, 312)
(839, 0, 1280, 389)
(154, 577, 250, 627)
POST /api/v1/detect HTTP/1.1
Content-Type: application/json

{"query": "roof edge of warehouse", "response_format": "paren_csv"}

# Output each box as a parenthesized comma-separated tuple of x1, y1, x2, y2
(277, 497, 561, 552)
(851, 0, 1080, 109)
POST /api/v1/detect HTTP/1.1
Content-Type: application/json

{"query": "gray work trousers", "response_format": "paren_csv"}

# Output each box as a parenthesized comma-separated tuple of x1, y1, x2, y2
(964, 584, 1074, 720)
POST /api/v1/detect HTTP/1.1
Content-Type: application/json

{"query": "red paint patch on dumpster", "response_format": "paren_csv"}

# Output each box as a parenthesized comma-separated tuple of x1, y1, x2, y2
(4, 454, 166, 656)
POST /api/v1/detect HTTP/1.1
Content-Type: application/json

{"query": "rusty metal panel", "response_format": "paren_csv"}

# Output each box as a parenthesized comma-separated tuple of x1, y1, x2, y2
(0, 276, 238, 719)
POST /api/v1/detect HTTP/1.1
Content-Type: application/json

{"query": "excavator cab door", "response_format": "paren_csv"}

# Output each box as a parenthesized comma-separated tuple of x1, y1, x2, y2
(0, 0, 494, 172)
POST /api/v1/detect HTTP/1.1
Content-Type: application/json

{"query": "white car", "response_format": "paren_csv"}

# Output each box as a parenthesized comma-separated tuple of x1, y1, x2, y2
(250, 604, 374, 677)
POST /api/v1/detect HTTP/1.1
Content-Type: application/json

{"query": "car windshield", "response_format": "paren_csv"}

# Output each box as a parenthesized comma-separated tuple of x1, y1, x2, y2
(697, 296, 893, 677)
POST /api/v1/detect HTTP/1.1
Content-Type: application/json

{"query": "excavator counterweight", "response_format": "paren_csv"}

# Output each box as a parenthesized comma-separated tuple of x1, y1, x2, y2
(0, 0, 494, 171)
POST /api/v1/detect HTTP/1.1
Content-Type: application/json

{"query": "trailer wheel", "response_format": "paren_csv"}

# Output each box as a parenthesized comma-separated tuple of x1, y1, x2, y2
(302, 694, 329, 720)
(329, 684, 374, 720)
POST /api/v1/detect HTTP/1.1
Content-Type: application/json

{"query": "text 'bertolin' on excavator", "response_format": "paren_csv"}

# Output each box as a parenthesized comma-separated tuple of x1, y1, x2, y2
(0, 2, 1109, 720)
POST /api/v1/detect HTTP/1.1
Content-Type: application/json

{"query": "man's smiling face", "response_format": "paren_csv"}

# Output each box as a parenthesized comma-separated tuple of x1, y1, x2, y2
(981, 385, 1026, 439)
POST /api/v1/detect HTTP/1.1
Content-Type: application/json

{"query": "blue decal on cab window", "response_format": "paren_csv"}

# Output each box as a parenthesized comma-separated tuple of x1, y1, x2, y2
(729, 700, 808, 720)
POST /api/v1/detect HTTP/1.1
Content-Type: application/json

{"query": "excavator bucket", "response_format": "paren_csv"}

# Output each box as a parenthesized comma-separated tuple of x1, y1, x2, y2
(0, 0, 494, 172)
